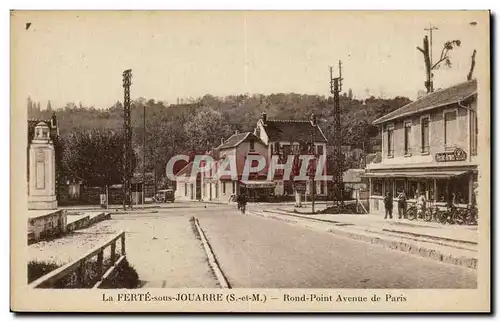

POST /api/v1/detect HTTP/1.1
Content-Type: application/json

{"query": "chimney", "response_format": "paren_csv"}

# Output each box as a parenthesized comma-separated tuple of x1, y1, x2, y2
(221, 137, 224, 145)
(310, 113, 317, 126)
(261, 112, 267, 125)
(235, 129, 239, 135)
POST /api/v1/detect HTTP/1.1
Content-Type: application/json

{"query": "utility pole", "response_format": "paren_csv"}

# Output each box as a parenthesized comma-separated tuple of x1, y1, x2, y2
(310, 114, 316, 214)
(425, 24, 439, 68)
(143, 103, 146, 209)
(329, 61, 344, 210)
(122, 69, 133, 210)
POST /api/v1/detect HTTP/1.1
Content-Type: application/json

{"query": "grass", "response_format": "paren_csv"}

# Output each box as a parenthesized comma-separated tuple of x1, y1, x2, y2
(28, 258, 140, 289)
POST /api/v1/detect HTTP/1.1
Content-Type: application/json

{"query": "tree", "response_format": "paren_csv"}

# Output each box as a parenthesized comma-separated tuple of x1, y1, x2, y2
(184, 106, 234, 153)
(417, 35, 461, 93)
(47, 100, 52, 112)
(61, 129, 137, 188)
(467, 49, 477, 81)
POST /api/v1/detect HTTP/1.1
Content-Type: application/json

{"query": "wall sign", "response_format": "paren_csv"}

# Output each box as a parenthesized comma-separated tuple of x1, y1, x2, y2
(435, 148, 467, 162)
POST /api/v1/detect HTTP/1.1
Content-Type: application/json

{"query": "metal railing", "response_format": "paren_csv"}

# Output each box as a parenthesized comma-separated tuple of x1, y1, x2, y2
(29, 231, 126, 289)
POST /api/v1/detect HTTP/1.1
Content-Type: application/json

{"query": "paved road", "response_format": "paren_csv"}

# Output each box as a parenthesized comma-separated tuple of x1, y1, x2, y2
(197, 206, 477, 289)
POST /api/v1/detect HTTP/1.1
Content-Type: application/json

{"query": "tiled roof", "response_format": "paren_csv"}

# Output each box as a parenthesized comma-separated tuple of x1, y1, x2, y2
(262, 119, 327, 143)
(373, 79, 477, 125)
(218, 132, 265, 150)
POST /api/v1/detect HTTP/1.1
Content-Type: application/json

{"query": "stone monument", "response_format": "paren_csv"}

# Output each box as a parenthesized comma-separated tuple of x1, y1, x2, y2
(28, 121, 57, 210)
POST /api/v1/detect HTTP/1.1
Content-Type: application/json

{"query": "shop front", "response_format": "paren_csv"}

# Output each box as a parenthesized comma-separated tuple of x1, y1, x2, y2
(365, 166, 477, 215)
(239, 180, 276, 202)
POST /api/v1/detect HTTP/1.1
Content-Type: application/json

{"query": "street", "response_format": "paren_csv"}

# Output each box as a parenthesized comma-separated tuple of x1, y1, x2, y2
(80, 202, 477, 289)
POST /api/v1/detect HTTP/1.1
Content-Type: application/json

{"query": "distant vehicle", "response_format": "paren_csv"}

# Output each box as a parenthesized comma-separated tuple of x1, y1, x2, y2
(154, 189, 175, 203)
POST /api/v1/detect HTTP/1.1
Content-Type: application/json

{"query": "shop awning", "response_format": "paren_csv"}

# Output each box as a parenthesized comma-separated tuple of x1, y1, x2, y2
(240, 180, 277, 188)
(362, 170, 469, 179)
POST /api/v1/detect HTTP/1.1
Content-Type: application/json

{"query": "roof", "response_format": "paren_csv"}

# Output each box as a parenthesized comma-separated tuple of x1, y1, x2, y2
(363, 170, 469, 179)
(343, 169, 366, 183)
(175, 162, 194, 177)
(218, 132, 265, 150)
(373, 79, 477, 125)
(261, 119, 327, 143)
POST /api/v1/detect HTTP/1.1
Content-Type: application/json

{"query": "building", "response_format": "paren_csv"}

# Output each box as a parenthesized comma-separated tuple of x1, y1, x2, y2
(343, 169, 368, 200)
(201, 131, 272, 203)
(365, 79, 478, 215)
(254, 112, 328, 197)
(175, 161, 201, 201)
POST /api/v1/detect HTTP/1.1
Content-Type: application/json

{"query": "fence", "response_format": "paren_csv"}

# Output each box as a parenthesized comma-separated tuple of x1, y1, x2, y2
(29, 231, 126, 289)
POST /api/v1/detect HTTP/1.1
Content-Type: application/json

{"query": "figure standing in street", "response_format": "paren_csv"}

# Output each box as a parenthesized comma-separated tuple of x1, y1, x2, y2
(417, 190, 427, 219)
(384, 192, 393, 219)
(237, 193, 248, 214)
(397, 190, 407, 219)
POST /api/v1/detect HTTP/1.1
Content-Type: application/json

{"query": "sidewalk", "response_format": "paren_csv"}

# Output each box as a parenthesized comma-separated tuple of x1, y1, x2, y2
(249, 205, 478, 269)
(276, 206, 477, 245)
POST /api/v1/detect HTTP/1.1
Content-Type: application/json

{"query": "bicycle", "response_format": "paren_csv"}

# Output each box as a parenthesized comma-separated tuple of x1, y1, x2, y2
(465, 204, 478, 225)
(405, 203, 417, 220)
(437, 205, 456, 224)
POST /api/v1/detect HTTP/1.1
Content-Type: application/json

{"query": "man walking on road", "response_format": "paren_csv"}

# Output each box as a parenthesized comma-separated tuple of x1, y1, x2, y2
(384, 192, 393, 219)
(237, 193, 248, 214)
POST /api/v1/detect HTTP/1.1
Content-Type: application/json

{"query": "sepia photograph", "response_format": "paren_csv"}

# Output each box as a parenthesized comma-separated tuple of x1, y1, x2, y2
(10, 10, 490, 312)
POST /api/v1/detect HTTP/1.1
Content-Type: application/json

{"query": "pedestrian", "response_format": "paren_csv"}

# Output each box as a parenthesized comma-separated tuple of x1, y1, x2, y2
(239, 193, 248, 214)
(417, 191, 427, 219)
(397, 190, 407, 219)
(384, 192, 393, 219)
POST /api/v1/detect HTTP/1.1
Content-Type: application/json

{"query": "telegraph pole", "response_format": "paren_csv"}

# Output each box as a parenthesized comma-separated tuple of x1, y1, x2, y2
(329, 61, 344, 210)
(122, 69, 133, 210)
(424, 24, 439, 67)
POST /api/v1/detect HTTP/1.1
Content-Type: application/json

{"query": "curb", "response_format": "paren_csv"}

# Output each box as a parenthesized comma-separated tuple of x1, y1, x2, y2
(193, 217, 231, 289)
(251, 210, 477, 270)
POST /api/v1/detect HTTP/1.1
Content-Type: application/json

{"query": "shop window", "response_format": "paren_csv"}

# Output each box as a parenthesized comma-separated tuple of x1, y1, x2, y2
(409, 181, 419, 199)
(452, 176, 469, 204)
(384, 180, 393, 197)
(436, 180, 449, 202)
(395, 179, 406, 195)
(421, 116, 430, 154)
(427, 180, 435, 201)
(284, 180, 294, 195)
(372, 179, 382, 196)
(320, 181, 325, 195)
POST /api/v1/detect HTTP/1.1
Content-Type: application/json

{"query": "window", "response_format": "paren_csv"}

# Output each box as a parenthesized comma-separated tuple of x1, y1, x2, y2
(222, 182, 226, 194)
(386, 125, 394, 157)
(420, 116, 430, 154)
(249, 140, 255, 151)
(320, 181, 325, 195)
(409, 181, 418, 199)
(395, 179, 406, 195)
(317, 145, 324, 156)
(372, 179, 382, 196)
(404, 121, 412, 155)
(284, 181, 294, 195)
(471, 110, 478, 156)
(444, 110, 457, 148)
(184, 183, 187, 196)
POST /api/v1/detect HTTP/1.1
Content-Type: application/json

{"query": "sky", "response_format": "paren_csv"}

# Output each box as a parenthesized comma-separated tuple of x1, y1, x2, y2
(11, 11, 488, 110)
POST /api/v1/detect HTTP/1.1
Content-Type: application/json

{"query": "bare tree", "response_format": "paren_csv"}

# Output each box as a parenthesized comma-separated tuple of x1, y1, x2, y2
(417, 36, 461, 93)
